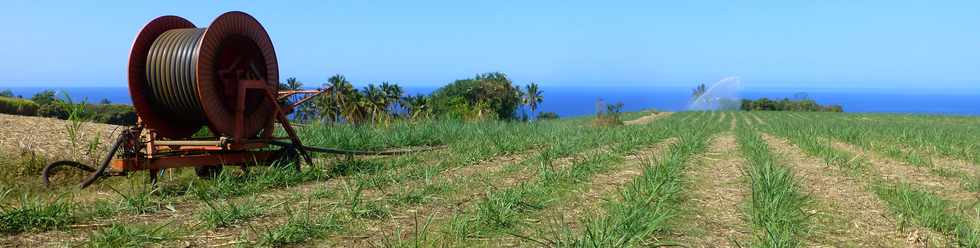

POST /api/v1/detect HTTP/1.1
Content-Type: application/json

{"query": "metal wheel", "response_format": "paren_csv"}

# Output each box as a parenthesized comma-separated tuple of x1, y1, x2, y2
(274, 146, 302, 172)
(194, 166, 224, 179)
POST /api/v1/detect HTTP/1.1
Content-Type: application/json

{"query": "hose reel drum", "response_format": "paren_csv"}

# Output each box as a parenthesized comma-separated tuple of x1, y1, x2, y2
(41, 11, 437, 189)
(128, 11, 279, 139)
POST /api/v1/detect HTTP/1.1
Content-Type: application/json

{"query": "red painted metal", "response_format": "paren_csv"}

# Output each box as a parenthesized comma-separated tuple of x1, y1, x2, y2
(41, 11, 331, 189)
(111, 11, 318, 178)
(111, 71, 315, 173)
(279, 87, 330, 112)
(128, 16, 200, 138)
(198, 11, 279, 138)
(128, 11, 279, 139)
(111, 151, 277, 171)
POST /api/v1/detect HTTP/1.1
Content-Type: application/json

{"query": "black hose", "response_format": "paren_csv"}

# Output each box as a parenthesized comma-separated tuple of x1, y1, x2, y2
(41, 160, 96, 187)
(145, 28, 207, 123)
(265, 140, 445, 156)
(42, 131, 128, 189)
(78, 132, 128, 188)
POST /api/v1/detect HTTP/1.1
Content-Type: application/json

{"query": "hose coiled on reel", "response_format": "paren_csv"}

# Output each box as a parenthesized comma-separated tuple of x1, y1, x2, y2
(145, 28, 207, 123)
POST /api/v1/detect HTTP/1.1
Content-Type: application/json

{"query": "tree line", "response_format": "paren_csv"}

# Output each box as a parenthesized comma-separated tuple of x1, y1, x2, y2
(690, 83, 843, 112)
(739, 98, 843, 112)
(0, 90, 136, 125)
(0, 71, 551, 126)
(286, 72, 553, 124)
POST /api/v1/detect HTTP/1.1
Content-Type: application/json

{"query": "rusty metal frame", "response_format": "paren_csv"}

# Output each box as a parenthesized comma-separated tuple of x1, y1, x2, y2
(109, 78, 316, 173)
(111, 150, 277, 171)
(278, 87, 330, 112)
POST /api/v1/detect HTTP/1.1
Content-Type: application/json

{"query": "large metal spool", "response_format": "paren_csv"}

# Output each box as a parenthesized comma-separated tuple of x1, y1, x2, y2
(128, 11, 278, 139)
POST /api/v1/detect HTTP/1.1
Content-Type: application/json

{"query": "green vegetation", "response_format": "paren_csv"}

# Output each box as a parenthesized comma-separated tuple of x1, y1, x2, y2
(559, 117, 715, 247)
(257, 198, 342, 247)
(691, 83, 707, 99)
(0, 89, 135, 125)
(874, 183, 978, 246)
(3, 102, 980, 247)
(593, 100, 625, 126)
(0, 96, 39, 116)
(735, 126, 810, 247)
(740, 98, 843, 112)
(307, 72, 547, 125)
(86, 223, 178, 248)
(757, 111, 978, 246)
(0, 192, 76, 234)
(536, 111, 560, 120)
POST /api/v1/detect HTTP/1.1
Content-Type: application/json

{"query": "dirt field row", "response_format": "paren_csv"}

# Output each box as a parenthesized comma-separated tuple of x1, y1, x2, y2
(2, 112, 977, 247)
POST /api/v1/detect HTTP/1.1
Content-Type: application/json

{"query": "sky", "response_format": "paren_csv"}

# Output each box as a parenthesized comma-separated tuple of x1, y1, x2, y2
(0, 0, 978, 91)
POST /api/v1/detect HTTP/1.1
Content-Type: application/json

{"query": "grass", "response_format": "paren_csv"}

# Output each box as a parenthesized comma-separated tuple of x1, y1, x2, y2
(506, 113, 715, 247)
(874, 183, 979, 247)
(0, 192, 75, 234)
(428, 116, 680, 244)
(86, 223, 179, 248)
(0, 96, 39, 116)
(2, 111, 979, 247)
(197, 195, 265, 229)
(106, 183, 161, 215)
(735, 125, 810, 247)
(256, 197, 343, 247)
(758, 111, 979, 246)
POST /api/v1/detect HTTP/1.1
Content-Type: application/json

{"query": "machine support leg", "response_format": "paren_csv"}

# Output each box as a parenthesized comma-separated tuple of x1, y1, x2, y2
(264, 91, 314, 167)
(149, 169, 160, 187)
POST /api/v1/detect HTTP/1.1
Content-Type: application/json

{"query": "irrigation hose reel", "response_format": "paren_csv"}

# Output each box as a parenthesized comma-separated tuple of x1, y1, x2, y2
(41, 11, 441, 189)
(42, 11, 322, 188)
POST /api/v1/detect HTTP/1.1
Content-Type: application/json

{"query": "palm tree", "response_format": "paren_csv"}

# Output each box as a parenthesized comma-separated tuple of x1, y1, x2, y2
(345, 89, 370, 124)
(362, 84, 388, 123)
(379, 82, 403, 118)
(324, 74, 354, 123)
(281, 77, 302, 91)
(279, 77, 309, 121)
(402, 94, 430, 120)
(514, 85, 527, 121)
(691, 83, 707, 99)
(524, 83, 543, 121)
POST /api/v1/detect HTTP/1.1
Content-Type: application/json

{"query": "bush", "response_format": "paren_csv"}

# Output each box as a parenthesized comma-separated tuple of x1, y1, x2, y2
(740, 98, 843, 112)
(14, 91, 138, 125)
(536, 111, 559, 120)
(0, 194, 76, 234)
(0, 96, 39, 116)
(85, 104, 137, 125)
(37, 102, 68, 119)
(430, 72, 522, 120)
(593, 101, 624, 126)
(30, 90, 57, 106)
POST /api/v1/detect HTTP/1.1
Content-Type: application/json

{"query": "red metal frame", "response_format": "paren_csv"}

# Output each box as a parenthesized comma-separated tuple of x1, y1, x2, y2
(278, 88, 330, 112)
(110, 79, 319, 173)
(112, 151, 277, 171)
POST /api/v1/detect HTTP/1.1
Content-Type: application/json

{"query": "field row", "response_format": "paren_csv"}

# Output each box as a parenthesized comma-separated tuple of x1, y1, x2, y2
(1, 111, 977, 247)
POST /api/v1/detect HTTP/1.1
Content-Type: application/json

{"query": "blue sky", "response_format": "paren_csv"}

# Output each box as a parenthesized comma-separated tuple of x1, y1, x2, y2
(0, 0, 978, 91)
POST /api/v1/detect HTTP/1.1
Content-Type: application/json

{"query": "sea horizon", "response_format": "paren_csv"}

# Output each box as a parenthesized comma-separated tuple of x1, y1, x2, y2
(3, 85, 978, 117)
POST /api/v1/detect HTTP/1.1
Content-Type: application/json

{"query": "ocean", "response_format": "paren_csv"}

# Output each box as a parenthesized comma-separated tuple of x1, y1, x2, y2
(4, 86, 978, 117)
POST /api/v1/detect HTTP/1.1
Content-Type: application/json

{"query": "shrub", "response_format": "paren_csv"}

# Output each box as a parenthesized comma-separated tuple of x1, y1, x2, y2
(85, 104, 137, 125)
(0, 96, 39, 116)
(30, 90, 57, 106)
(593, 101, 624, 126)
(740, 97, 843, 112)
(536, 111, 559, 120)
(0, 194, 76, 234)
(12, 90, 137, 125)
(430, 72, 522, 120)
(37, 102, 68, 119)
